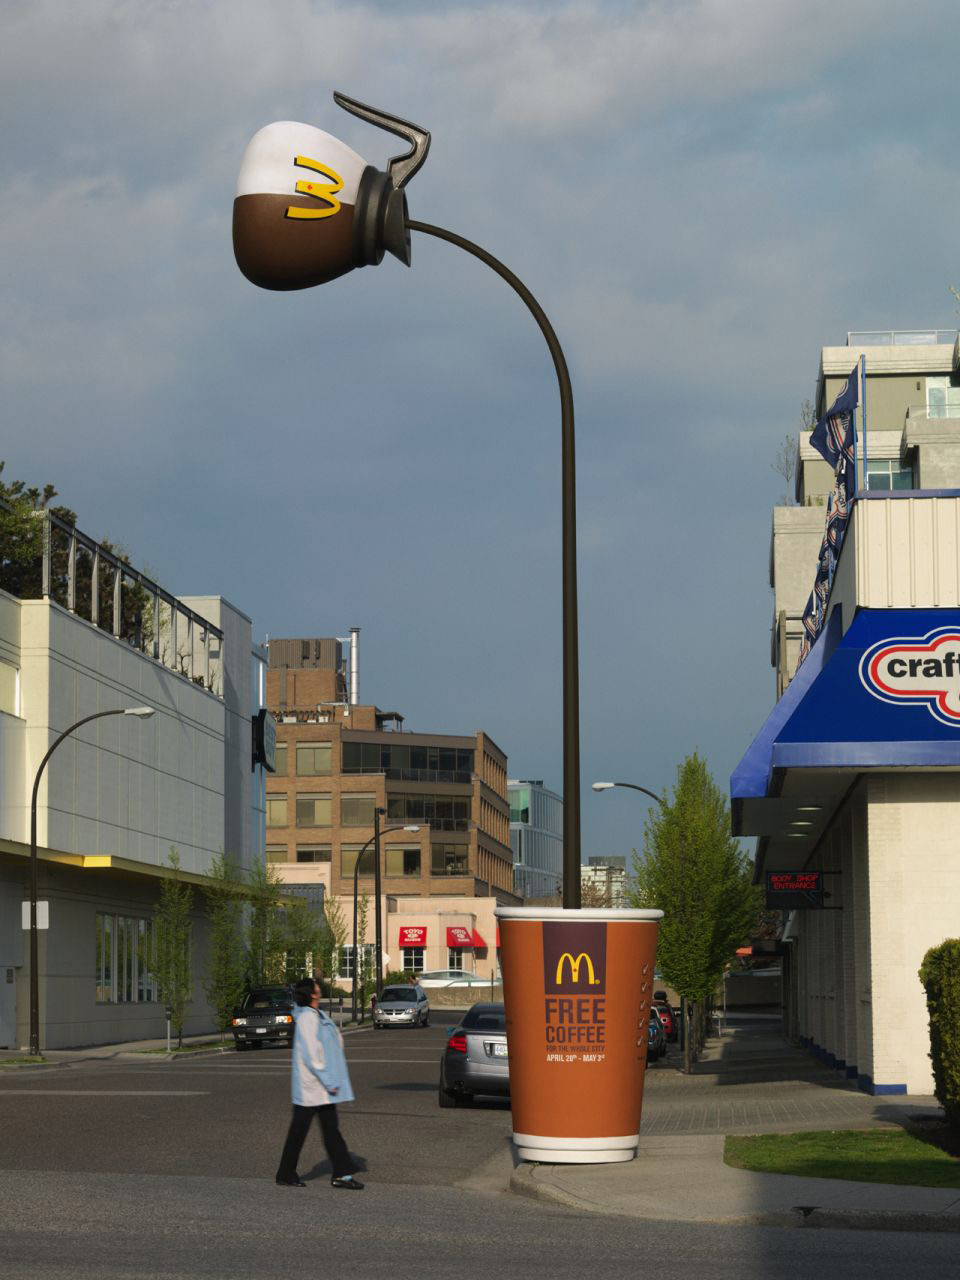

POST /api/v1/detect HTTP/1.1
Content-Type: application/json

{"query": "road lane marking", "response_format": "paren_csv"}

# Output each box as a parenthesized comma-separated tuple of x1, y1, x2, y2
(0, 1090, 208, 1096)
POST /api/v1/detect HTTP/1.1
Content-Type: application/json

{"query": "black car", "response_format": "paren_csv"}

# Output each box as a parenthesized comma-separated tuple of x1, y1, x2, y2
(231, 986, 295, 1050)
(439, 1002, 509, 1107)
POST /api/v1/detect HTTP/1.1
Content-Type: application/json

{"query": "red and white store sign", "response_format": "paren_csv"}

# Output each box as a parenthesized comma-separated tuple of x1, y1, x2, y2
(398, 926, 427, 946)
(446, 925, 474, 948)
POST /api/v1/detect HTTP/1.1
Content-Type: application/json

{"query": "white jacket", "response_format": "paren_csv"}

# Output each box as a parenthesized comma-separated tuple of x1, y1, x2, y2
(290, 1005, 352, 1106)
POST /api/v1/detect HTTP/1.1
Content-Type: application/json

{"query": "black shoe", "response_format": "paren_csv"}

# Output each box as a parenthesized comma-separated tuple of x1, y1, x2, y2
(276, 1176, 307, 1187)
(331, 1175, 364, 1190)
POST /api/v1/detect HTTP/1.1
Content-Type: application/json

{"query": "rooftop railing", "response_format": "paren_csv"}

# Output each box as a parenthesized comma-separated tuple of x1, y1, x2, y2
(847, 329, 958, 347)
(1, 500, 223, 697)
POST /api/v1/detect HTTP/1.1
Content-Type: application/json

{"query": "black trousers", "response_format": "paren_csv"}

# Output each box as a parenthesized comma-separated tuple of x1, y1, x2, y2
(277, 1104, 355, 1180)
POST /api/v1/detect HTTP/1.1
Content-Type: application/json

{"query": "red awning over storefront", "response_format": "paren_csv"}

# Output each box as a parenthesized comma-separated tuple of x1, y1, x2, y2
(399, 926, 427, 946)
(446, 925, 473, 948)
(471, 929, 487, 948)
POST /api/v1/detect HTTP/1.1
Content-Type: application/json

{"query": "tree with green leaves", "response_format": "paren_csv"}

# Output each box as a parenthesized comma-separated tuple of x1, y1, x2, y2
(355, 893, 371, 1020)
(317, 894, 348, 994)
(203, 852, 247, 1041)
(282, 894, 326, 984)
(246, 857, 286, 986)
(628, 753, 762, 1072)
(154, 849, 194, 1049)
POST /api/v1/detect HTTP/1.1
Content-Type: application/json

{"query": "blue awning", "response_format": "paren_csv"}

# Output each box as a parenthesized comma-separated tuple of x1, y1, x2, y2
(732, 606, 960, 833)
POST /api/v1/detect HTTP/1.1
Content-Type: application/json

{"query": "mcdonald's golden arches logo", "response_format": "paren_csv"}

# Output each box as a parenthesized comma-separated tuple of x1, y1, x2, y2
(286, 156, 344, 220)
(554, 952, 600, 986)
(543, 921, 607, 994)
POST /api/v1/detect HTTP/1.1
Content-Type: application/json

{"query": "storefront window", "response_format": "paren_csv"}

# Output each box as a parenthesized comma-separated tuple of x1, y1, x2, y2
(401, 947, 425, 973)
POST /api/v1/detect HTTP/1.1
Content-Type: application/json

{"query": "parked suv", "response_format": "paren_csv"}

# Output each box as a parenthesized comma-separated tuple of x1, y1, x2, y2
(373, 984, 430, 1029)
(231, 986, 295, 1051)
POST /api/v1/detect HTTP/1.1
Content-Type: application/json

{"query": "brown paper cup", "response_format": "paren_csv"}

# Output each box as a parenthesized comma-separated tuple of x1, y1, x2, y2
(496, 906, 663, 1163)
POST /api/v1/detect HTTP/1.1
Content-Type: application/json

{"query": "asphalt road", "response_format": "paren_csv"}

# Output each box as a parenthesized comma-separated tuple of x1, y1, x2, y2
(0, 1025, 957, 1279)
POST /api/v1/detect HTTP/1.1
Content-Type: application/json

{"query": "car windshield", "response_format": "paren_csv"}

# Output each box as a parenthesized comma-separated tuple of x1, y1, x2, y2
(380, 988, 417, 1002)
(461, 1008, 506, 1031)
(243, 990, 291, 1010)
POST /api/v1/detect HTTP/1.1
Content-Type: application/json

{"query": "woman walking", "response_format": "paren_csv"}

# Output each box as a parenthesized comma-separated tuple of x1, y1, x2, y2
(275, 976, 363, 1190)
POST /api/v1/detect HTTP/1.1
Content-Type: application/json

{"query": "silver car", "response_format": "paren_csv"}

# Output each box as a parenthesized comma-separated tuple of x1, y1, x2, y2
(372, 984, 430, 1029)
(438, 1002, 508, 1106)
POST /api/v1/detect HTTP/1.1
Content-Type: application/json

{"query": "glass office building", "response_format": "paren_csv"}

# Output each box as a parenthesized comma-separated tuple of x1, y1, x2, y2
(508, 779, 563, 899)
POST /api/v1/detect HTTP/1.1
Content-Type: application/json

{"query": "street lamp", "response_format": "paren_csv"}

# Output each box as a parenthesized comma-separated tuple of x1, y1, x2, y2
(29, 705, 155, 1055)
(592, 781, 665, 808)
(350, 817, 420, 1023)
(234, 91, 582, 908)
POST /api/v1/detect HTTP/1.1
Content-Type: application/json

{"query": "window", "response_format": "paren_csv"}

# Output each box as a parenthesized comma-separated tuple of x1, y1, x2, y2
(866, 459, 913, 491)
(341, 741, 383, 774)
(296, 794, 331, 827)
(401, 947, 425, 973)
(338, 943, 374, 979)
(0, 660, 18, 717)
(447, 949, 465, 971)
(296, 845, 331, 863)
(510, 789, 530, 823)
(266, 795, 288, 827)
(96, 912, 158, 1004)
(431, 844, 469, 876)
(386, 793, 470, 830)
(273, 743, 288, 777)
(341, 793, 376, 826)
(385, 847, 421, 877)
(927, 376, 960, 420)
(296, 743, 331, 776)
(265, 844, 288, 863)
(341, 846, 375, 879)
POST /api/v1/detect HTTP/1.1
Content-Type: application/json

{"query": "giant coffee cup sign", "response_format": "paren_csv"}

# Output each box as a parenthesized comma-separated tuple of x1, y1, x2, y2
(233, 92, 430, 292)
(497, 906, 663, 1163)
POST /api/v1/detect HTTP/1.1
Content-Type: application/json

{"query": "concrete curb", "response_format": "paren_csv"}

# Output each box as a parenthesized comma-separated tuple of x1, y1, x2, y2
(508, 1165, 960, 1233)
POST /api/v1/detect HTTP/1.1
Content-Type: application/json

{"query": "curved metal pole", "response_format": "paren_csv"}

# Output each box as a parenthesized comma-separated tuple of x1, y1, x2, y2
(607, 782, 666, 808)
(408, 220, 581, 908)
(30, 709, 130, 1055)
(351, 822, 409, 1022)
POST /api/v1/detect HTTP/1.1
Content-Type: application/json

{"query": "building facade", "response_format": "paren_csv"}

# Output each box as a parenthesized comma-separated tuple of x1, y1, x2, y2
(508, 778, 563, 899)
(265, 635, 517, 982)
(0, 507, 265, 1048)
(581, 855, 627, 907)
(733, 328, 960, 1094)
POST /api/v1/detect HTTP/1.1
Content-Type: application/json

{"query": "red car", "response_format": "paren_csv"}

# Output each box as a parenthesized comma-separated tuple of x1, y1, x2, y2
(653, 1001, 676, 1042)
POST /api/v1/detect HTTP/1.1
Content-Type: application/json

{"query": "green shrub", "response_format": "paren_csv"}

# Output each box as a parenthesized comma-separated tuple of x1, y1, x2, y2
(383, 969, 417, 986)
(919, 939, 960, 1136)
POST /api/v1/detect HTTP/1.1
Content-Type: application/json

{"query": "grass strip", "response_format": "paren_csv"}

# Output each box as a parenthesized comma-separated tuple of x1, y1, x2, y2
(134, 1040, 228, 1055)
(724, 1128, 960, 1189)
(0, 1056, 47, 1065)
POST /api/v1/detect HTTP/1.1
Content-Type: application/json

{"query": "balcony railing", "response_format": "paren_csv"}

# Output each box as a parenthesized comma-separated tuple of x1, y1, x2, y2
(848, 329, 958, 347)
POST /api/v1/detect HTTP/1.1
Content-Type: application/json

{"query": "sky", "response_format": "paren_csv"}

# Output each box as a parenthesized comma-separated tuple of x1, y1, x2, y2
(3, 0, 960, 864)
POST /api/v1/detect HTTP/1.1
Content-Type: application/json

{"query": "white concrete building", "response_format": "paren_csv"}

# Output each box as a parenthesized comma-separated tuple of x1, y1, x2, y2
(733, 329, 960, 1095)
(0, 508, 266, 1048)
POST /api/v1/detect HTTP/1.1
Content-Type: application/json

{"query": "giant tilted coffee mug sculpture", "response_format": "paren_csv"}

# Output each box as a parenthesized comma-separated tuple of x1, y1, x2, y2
(234, 94, 662, 1161)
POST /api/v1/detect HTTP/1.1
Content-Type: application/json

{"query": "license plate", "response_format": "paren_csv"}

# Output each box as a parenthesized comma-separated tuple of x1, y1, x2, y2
(256, 1028, 267, 1034)
(492, 1043, 508, 1057)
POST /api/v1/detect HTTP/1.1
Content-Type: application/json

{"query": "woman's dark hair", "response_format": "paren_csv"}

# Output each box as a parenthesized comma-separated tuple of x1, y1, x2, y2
(294, 977, 318, 1007)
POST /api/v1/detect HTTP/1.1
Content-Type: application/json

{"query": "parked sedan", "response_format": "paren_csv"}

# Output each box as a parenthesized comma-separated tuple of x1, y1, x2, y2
(647, 1008, 667, 1062)
(231, 986, 294, 1050)
(439, 1002, 509, 1106)
(373, 984, 430, 1029)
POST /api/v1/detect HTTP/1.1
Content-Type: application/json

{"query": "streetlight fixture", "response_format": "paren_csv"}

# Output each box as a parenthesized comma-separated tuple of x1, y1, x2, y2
(29, 705, 156, 1054)
(592, 781, 665, 808)
(350, 818, 420, 1023)
(234, 92, 583, 908)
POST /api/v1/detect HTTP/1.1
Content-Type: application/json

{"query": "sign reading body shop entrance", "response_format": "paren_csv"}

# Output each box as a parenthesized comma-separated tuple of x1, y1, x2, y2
(765, 871, 823, 910)
(497, 906, 662, 1164)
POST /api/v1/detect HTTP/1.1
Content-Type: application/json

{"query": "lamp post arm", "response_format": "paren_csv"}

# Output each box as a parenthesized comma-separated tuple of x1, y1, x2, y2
(29, 707, 132, 1057)
(408, 220, 581, 909)
(610, 783, 666, 808)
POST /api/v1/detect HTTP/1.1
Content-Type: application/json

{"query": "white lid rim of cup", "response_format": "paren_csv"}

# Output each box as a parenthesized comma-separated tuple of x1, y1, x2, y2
(494, 906, 663, 921)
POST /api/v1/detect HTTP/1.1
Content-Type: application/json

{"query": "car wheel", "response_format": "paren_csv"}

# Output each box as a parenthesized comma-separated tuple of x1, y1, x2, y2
(438, 1083, 457, 1108)
(422, 1013, 430, 1027)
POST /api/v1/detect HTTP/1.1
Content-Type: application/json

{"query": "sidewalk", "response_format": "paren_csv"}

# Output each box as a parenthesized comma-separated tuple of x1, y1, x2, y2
(509, 1015, 959, 1232)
